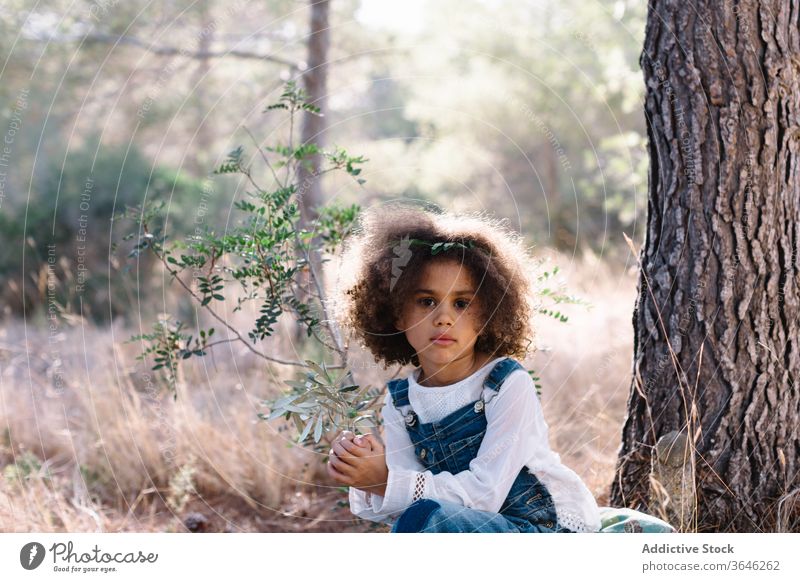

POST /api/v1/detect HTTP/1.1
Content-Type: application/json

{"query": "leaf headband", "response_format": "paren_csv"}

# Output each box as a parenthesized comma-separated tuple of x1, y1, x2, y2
(391, 237, 480, 255)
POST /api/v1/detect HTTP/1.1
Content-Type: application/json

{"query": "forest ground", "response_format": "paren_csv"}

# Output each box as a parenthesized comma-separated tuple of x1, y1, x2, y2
(0, 251, 635, 532)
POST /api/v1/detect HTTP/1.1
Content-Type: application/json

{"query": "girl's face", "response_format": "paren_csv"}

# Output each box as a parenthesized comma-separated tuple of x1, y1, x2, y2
(395, 259, 485, 371)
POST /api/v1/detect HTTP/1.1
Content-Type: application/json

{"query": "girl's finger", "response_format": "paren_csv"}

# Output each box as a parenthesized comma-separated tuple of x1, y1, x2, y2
(361, 434, 381, 451)
(340, 437, 369, 457)
(329, 452, 356, 477)
(332, 441, 359, 465)
(327, 460, 352, 485)
(352, 435, 370, 450)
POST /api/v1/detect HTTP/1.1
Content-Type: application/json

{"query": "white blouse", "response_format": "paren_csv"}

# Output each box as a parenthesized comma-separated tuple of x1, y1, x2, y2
(348, 357, 602, 533)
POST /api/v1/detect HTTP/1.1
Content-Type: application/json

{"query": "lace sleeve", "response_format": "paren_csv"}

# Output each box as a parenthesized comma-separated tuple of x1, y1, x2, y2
(412, 472, 427, 502)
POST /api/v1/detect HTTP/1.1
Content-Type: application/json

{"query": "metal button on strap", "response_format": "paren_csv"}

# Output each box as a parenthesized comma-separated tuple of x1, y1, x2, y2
(404, 412, 417, 426)
(473, 399, 485, 413)
(544, 521, 554, 528)
(419, 448, 427, 460)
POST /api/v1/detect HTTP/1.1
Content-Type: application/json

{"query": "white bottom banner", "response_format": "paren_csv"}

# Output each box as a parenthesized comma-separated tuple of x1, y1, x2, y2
(1, 533, 798, 581)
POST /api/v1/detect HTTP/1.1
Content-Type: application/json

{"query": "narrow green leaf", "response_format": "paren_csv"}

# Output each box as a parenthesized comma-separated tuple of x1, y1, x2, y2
(313, 414, 324, 442)
(298, 415, 315, 442)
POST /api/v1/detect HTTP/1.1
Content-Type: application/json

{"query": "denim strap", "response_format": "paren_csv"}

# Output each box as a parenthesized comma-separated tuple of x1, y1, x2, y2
(483, 357, 524, 392)
(388, 357, 523, 409)
(387, 377, 411, 408)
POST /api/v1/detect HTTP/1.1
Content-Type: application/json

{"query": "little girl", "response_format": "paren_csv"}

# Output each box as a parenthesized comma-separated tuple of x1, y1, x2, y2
(327, 204, 601, 533)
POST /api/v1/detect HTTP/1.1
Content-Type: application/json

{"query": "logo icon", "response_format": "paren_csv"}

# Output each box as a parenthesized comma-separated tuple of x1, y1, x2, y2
(20, 542, 46, 570)
(390, 235, 412, 291)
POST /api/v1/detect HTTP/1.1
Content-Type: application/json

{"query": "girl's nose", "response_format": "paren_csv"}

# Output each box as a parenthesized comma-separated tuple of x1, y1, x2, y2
(433, 305, 454, 326)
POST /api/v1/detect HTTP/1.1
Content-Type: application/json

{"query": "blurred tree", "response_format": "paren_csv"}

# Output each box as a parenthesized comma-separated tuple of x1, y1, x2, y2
(293, 0, 331, 347)
(0, 137, 204, 322)
(344, 0, 647, 257)
(611, 0, 800, 533)
(1, 0, 370, 331)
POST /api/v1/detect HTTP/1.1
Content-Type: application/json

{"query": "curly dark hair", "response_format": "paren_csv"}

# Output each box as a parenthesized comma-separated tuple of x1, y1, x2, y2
(332, 203, 538, 368)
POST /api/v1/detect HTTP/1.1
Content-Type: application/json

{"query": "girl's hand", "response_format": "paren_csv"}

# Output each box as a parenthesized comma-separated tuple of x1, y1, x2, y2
(327, 431, 367, 487)
(327, 432, 387, 497)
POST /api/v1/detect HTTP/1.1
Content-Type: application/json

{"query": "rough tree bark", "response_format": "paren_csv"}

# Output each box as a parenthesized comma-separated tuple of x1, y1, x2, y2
(610, 0, 800, 532)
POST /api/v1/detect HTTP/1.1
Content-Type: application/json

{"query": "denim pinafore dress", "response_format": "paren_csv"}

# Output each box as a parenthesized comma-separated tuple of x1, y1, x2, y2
(389, 357, 572, 533)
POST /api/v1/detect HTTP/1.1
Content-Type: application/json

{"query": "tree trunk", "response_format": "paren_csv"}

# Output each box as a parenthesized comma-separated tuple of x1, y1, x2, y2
(610, 0, 800, 533)
(293, 0, 331, 348)
(297, 0, 330, 225)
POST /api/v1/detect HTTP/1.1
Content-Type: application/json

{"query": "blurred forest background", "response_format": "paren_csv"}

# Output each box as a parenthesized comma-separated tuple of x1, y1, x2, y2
(0, 0, 647, 532)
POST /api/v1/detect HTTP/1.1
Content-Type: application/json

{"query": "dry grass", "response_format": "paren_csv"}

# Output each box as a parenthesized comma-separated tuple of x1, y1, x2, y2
(0, 250, 637, 532)
(530, 249, 638, 508)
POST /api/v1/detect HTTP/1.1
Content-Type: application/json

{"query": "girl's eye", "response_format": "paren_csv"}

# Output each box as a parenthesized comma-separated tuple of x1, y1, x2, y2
(417, 298, 470, 309)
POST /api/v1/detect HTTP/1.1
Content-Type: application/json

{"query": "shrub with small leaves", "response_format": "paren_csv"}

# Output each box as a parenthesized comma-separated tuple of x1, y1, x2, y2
(122, 81, 381, 448)
(534, 265, 592, 324)
(260, 360, 383, 446)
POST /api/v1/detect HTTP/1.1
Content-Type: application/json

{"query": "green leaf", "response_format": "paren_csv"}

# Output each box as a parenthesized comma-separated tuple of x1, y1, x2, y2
(313, 414, 324, 442)
(266, 408, 288, 420)
(298, 415, 315, 442)
(271, 393, 301, 408)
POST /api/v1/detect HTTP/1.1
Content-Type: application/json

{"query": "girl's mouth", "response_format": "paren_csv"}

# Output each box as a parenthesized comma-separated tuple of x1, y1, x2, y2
(431, 337, 456, 345)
